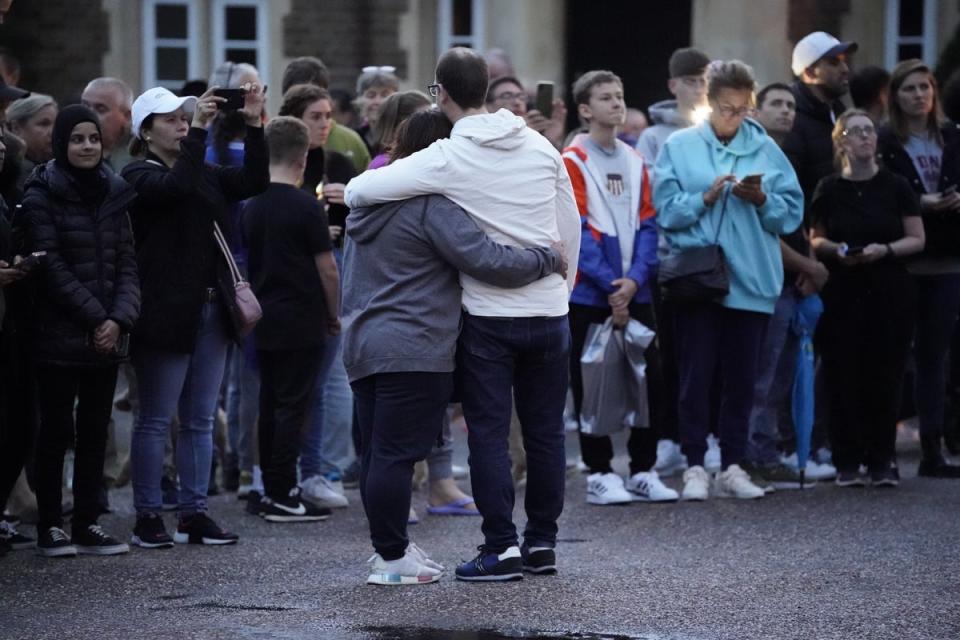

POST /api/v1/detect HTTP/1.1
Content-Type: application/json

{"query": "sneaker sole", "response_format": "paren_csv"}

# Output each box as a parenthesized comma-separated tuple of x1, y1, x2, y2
(522, 564, 557, 575)
(454, 572, 523, 582)
(714, 490, 764, 499)
(36, 546, 77, 558)
(173, 533, 238, 545)
(367, 573, 441, 585)
(629, 493, 679, 503)
(130, 535, 174, 549)
(8, 541, 36, 550)
(835, 480, 866, 487)
(76, 544, 130, 556)
(300, 494, 349, 509)
(262, 514, 330, 523)
(586, 494, 633, 506)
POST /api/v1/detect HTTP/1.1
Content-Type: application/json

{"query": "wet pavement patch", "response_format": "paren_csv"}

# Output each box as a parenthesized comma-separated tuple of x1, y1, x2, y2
(361, 627, 666, 640)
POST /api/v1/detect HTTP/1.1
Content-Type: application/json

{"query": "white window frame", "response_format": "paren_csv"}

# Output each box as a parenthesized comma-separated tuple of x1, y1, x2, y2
(142, 0, 202, 90)
(211, 0, 270, 87)
(437, 0, 486, 55)
(884, 0, 938, 69)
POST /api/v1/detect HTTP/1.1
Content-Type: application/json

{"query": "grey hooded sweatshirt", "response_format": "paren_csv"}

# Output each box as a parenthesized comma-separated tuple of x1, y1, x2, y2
(635, 99, 696, 165)
(341, 194, 561, 382)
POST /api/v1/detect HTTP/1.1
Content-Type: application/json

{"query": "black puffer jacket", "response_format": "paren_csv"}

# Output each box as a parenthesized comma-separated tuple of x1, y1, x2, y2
(122, 125, 269, 354)
(879, 124, 960, 257)
(782, 81, 848, 209)
(22, 161, 140, 366)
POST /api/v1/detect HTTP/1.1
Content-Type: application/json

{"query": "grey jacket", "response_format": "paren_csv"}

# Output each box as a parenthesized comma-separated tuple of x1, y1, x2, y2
(635, 99, 695, 165)
(341, 194, 560, 382)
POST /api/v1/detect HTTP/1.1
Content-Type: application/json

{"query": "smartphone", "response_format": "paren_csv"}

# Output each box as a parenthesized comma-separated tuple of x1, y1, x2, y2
(16, 251, 46, 272)
(535, 82, 554, 119)
(213, 88, 245, 111)
(741, 173, 764, 185)
(846, 245, 865, 256)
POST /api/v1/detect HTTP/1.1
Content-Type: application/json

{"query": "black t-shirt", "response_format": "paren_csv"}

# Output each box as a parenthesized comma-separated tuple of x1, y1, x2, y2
(243, 183, 332, 351)
(811, 168, 921, 250)
(300, 147, 357, 246)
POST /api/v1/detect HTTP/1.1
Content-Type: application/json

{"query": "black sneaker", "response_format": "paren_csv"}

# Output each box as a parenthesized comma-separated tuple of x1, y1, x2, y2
(131, 514, 175, 549)
(870, 468, 899, 488)
(161, 475, 179, 511)
(521, 543, 556, 575)
(261, 489, 331, 523)
(245, 490, 265, 516)
(455, 546, 524, 582)
(835, 469, 866, 487)
(918, 457, 960, 478)
(36, 527, 77, 558)
(73, 524, 130, 555)
(173, 513, 239, 545)
(0, 519, 35, 550)
(342, 459, 361, 489)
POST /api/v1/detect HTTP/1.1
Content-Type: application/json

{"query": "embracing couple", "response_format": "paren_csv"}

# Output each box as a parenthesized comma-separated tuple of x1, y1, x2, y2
(341, 47, 581, 585)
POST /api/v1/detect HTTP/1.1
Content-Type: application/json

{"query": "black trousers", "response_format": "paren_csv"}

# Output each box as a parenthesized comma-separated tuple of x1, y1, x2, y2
(257, 347, 323, 501)
(651, 282, 681, 442)
(0, 328, 38, 508)
(819, 267, 915, 473)
(35, 363, 118, 532)
(569, 302, 663, 475)
(353, 372, 452, 560)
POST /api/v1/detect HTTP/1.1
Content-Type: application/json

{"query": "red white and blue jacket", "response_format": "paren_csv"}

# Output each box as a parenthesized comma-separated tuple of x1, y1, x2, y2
(562, 135, 658, 308)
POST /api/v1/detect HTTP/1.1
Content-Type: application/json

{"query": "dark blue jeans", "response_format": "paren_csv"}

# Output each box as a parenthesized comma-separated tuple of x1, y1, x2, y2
(456, 313, 570, 553)
(913, 273, 960, 458)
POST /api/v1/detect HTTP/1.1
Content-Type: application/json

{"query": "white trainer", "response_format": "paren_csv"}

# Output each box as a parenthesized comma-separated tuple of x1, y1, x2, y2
(626, 470, 679, 502)
(715, 464, 765, 499)
(704, 434, 722, 473)
(300, 475, 349, 509)
(681, 465, 710, 501)
(781, 453, 838, 481)
(654, 440, 688, 477)
(367, 548, 442, 586)
(586, 472, 633, 505)
(407, 542, 444, 571)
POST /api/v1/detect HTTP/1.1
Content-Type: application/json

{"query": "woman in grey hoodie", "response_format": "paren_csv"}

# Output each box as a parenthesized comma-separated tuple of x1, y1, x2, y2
(342, 109, 566, 586)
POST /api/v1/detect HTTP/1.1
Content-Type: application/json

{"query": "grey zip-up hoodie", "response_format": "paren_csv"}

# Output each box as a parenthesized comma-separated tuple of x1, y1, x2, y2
(635, 99, 696, 165)
(341, 194, 561, 382)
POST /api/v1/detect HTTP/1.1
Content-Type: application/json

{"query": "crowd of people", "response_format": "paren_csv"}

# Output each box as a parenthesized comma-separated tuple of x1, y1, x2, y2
(1, 24, 959, 587)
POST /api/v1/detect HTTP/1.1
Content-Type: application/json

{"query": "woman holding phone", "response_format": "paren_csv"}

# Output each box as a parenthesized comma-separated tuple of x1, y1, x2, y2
(22, 105, 140, 557)
(811, 108, 925, 488)
(653, 60, 803, 502)
(123, 83, 269, 548)
(878, 59, 960, 478)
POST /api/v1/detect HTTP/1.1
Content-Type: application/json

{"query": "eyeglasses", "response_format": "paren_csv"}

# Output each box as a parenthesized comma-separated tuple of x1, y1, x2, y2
(427, 83, 441, 97)
(715, 104, 753, 118)
(363, 65, 396, 74)
(842, 125, 876, 138)
(494, 91, 525, 103)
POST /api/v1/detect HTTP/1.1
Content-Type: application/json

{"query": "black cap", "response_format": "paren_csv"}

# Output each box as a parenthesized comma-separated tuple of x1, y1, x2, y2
(0, 75, 29, 102)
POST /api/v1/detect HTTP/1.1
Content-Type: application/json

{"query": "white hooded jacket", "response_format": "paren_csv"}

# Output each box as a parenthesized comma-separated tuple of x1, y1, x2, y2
(344, 108, 581, 317)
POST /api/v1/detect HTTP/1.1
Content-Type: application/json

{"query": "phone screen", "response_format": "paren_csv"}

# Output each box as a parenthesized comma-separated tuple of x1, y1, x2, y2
(536, 82, 554, 119)
(213, 88, 245, 111)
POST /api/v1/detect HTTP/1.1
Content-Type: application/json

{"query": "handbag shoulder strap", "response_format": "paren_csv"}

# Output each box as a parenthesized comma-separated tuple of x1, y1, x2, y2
(213, 221, 244, 286)
(713, 187, 731, 244)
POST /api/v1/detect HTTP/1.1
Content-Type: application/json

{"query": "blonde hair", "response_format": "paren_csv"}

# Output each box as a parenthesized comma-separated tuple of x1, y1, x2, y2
(831, 108, 875, 169)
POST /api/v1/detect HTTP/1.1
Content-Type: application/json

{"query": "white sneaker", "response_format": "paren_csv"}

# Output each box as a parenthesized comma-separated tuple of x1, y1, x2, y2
(367, 549, 442, 585)
(586, 472, 633, 505)
(681, 465, 710, 501)
(407, 542, 444, 571)
(714, 464, 765, 499)
(704, 434, 721, 473)
(300, 475, 349, 509)
(654, 440, 688, 476)
(626, 470, 679, 502)
(781, 453, 837, 481)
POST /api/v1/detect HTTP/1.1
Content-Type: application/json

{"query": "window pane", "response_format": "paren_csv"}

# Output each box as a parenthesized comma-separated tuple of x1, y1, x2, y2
(225, 48, 257, 66)
(156, 47, 188, 81)
(899, 43, 923, 61)
(899, 0, 924, 37)
(453, 0, 472, 36)
(226, 6, 257, 40)
(156, 4, 188, 39)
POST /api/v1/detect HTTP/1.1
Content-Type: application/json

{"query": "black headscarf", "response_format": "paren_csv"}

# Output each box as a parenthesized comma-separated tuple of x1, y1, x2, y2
(52, 104, 108, 204)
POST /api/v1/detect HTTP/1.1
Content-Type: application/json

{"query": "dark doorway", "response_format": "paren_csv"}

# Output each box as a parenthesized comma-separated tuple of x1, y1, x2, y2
(565, 0, 693, 126)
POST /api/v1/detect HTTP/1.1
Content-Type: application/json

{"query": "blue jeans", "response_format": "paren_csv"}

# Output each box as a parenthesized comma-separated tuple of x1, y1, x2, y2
(132, 301, 231, 515)
(225, 342, 260, 474)
(456, 313, 570, 552)
(300, 332, 352, 478)
(747, 287, 800, 466)
(914, 273, 960, 457)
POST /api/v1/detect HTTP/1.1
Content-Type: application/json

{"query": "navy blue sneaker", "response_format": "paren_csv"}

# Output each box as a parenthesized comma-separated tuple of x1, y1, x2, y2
(521, 543, 556, 575)
(454, 546, 523, 582)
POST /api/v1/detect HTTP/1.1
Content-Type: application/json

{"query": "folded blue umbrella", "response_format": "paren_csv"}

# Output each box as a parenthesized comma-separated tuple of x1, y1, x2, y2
(791, 294, 824, 488)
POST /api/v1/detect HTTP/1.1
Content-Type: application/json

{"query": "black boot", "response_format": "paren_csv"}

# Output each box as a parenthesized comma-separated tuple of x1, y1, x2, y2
(918, 432, 960, 478)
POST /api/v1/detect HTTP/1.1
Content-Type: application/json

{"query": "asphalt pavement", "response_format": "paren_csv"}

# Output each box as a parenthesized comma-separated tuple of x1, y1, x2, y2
(2, 421, 959, 640)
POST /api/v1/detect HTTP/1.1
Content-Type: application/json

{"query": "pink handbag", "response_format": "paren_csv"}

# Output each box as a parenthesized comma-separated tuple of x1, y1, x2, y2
(213, 221, 262, 337)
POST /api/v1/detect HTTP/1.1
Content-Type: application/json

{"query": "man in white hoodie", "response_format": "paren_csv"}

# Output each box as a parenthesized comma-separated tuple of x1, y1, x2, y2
(345, 47, 580, 582)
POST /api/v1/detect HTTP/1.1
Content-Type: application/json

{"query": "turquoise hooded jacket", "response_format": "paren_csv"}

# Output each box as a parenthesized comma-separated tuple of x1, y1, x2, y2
(652, 118, 803, 314)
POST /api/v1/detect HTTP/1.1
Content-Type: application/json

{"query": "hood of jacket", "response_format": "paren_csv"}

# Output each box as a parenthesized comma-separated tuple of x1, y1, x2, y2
(647, 99, 694, 128)
(346, 199, 411, 244)
(451, 108, 529, 151)
(25, 161, 136, 213)
(694, 117, 770, 158)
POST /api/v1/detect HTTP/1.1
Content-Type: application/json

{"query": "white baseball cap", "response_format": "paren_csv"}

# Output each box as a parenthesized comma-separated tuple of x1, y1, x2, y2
(791, 31, 858, 77)
(131, 87, 198, 138)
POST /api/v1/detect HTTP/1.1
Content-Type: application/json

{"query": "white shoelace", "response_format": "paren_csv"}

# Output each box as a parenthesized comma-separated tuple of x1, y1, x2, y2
(48, 528, 70, 543)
